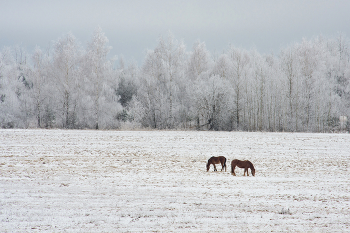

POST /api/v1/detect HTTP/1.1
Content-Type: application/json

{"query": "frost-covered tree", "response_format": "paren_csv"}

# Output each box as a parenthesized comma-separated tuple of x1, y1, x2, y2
(251, 52, 268, 131)
(332, 35, 350, 117)
(280, 46, 302, 131)
(0, 46, 32, 128)
(187, 41, 212, 79)
(322, 35, 350, 131)
(51, 33, 82, 128)
(263, 54, 284, 131)
(194, 75, 233, 130)
(227, 47, 250, 130)
(212, 54, 230, 79)
(137, 32, 186, 129)
(30, 47, 50, 127)
(184, 41, 213, 128)
(279, 37, 346, 132)
(0, 47, 19, 128)
(83, 27, 120, 129)
(1, 31, 350, 132)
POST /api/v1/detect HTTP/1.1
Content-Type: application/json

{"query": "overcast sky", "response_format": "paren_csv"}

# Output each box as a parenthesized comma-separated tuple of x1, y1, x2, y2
(1, 0, 350, 64)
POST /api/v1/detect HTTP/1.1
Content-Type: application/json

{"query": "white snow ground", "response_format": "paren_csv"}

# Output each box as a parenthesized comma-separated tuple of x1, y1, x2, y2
(1, 129, 349, 232)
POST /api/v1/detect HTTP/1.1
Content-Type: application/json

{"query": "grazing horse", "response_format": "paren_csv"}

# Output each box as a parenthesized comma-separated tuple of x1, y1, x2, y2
(206, 156, 227, 172)
(231, 159, 255, 176)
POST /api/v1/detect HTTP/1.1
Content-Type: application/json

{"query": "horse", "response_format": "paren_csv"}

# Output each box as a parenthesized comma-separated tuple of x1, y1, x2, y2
(206, 156, 227, 172)
(231, 159, 255, 176)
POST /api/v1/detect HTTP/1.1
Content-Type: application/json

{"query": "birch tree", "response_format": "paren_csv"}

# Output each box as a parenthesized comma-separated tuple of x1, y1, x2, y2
(187, 41, 212, 79)
(227, 47, 250, 130)
(30, 47, 50, 127)
(280, 46, 301, 131)
(194, 75, 232, 130)
(84, 27, 119, 129)
(51, 33, 82, 128)
(138, 33, 186, 129)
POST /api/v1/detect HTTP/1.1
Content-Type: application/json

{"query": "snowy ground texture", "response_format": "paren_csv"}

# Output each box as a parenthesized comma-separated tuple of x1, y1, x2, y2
(1, 129, 350, 232)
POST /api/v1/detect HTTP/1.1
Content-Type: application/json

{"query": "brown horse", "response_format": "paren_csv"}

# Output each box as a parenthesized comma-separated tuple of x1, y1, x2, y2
(231, 159, 255, 176)
(206, 156, 227, 172)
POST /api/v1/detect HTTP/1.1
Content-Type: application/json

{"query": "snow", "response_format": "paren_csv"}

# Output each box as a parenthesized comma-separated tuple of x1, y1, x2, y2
(1, 129, 349, 232)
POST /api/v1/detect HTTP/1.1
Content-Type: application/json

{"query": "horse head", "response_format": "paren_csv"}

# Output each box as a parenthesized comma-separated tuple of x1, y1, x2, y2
(206, 162, 210, 171)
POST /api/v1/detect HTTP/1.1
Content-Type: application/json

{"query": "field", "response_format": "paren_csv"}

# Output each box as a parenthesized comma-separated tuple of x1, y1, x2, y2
(1, 129, 349, 232)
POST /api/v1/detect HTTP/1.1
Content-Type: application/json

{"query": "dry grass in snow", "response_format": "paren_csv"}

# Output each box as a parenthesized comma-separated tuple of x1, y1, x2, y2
(1, 129, 350, 232)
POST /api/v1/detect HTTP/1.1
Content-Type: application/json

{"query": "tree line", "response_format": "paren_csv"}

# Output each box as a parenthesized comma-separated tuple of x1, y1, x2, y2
(1, 28, 349, 132)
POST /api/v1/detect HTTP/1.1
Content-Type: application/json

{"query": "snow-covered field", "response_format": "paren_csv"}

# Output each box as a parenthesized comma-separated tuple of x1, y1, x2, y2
(1, 129, 349, 232)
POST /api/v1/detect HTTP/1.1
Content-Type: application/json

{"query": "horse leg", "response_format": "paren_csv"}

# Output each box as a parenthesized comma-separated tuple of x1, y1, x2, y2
(213, 164, 217, 171)
(221, 162, 225, 171)
(231, 166, 236, 176)
(244, 168, 247, 176)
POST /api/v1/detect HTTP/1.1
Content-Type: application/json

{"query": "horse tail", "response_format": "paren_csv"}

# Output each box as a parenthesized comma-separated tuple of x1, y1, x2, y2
(224, 157, 227, 169)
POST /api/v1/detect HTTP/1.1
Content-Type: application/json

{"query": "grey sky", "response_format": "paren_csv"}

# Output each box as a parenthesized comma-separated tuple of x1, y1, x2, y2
(1, 0, 350, 64)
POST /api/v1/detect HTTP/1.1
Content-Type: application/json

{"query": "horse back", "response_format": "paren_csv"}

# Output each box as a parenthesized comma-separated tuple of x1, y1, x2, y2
(209, 156, 226, 164)
(219, 156, 226, 164)
(231, 159, 249, 168)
